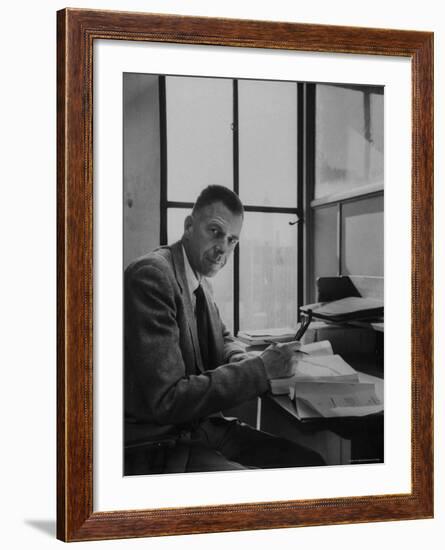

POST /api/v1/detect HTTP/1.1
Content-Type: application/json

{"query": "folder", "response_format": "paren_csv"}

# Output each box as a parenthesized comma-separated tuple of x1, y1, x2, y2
(301, 296, 384, 322)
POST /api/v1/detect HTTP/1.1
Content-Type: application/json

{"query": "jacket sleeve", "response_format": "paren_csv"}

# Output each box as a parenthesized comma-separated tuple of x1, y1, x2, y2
(125, 260, 269, 426)
(221, 321, 251, 363)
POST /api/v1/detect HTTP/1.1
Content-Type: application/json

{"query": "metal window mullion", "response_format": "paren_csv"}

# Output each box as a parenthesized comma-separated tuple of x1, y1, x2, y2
(166, 202, 298, 215)
(296, 82, 304, 318)
(337, 202, 343, 276)
(166, 201, 194, 209)
(233, 79, 240, 335)
(159, 75, 168, 245)
(243, 205, 298, 214)
(305, 83, 316, 303)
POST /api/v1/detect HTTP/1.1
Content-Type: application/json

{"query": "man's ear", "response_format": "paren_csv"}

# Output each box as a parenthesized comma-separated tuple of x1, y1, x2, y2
(183, 215, 193, 238)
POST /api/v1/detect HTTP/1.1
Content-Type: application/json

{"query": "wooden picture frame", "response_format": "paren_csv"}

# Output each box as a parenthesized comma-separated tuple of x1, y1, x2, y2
(57, 8, 433, 542)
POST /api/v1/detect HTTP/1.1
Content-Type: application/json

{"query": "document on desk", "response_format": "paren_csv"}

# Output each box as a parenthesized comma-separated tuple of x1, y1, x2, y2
(299, 340, 333, 356)
(270, 343, 359, 395)
(292, 382, 383, 419)
(237, 327, 297, 345)
(292, 354, 359, 382)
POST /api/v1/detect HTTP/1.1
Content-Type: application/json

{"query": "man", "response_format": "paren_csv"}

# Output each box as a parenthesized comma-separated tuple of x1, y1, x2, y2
(124, 185, 324, 474)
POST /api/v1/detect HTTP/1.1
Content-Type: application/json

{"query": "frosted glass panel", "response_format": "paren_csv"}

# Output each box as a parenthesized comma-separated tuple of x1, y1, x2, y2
(315, 85, 384, 199)
(239, 212, 298, 331)
(313, 205, 338, 280)
(238, 80, 297, 207)
(341, 195, 384, 276)
(167, 209, 234, 332)
(209, 254, 234, 334)
(166, 76, 233, 201)
(167, 208, 190, 243)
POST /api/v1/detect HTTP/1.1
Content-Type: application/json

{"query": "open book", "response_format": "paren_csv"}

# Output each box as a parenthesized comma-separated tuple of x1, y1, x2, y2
(269, 340, 359, 395)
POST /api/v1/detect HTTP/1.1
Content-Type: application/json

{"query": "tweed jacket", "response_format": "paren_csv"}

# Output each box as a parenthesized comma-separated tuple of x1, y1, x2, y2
(124, 241, 269, 446)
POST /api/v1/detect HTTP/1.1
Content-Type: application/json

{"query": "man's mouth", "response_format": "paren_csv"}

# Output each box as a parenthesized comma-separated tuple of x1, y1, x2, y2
(207, 257, 223, 266)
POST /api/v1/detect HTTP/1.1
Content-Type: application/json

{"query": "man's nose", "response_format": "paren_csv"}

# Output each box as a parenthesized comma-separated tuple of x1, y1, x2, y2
(215, 239, 228, 255)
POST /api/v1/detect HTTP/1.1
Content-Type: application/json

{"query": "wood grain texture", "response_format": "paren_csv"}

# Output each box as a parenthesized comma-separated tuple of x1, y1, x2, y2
(57, 8, 434, 542)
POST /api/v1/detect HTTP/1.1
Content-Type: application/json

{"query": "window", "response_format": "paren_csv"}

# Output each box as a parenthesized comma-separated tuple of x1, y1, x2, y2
(309, 84, 384, 297)
(166, 76, 233, 200)
(315, 84, 384, 199)
(163, 76, 301, 333)
(157, 76, 384, 330)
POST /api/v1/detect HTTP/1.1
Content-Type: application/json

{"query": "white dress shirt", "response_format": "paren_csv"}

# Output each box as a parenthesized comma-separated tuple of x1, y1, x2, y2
(182, 244, 201, 315)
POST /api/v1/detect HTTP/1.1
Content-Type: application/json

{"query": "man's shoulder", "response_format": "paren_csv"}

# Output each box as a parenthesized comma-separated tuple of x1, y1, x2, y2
(125, 241, 184, 286)
(126, 246, 173, 275)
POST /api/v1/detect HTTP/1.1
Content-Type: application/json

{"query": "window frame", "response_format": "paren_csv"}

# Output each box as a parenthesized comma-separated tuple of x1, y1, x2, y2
(306, 83, 385, 301)
(160, 76, 384, 330)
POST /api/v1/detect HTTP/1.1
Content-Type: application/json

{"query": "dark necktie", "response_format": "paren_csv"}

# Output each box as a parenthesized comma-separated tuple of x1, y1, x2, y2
(194, 284, 215, 369)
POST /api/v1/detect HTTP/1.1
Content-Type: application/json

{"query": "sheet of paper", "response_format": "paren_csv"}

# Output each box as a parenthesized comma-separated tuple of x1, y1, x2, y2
(270, 352, 358, 395)
(300, 340, 333, 356)
(241, 327, 296, 338)
(293, 382, 383, 418)
(292, 354, 358, 380)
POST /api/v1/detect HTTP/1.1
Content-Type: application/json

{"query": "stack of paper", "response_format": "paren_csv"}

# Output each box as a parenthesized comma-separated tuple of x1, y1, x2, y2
(269, 340, 383, 419)
(292, 382, 383, 419)
(270, 353, 359, 394)
(269, 340, 357, 395)
(237, 328, 297, 346)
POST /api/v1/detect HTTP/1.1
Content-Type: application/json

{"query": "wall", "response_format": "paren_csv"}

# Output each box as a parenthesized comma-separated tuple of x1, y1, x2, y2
(123, 73, 161, 266)
(1, 1, 443, 550)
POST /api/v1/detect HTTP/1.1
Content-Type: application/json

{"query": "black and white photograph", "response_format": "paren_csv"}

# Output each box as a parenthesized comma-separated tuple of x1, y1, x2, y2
(123, 73, 385, 476)
(3, 0, 439, 546)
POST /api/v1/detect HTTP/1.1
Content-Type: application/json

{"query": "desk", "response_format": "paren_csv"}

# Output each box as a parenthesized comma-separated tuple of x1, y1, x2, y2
(228, 320, 384, 465)
(271, 275, 385, 465)
(260, 369, 384, 466)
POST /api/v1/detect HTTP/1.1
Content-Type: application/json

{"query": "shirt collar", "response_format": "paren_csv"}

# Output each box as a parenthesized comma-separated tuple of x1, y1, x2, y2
(182, 244, 201, 296)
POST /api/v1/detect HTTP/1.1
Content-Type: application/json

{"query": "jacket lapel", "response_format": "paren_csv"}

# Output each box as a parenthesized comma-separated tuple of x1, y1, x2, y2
(170, 241, 204, 373)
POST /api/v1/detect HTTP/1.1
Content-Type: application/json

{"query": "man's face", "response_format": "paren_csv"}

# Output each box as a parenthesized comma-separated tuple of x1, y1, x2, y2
(183, 201, 243, 278)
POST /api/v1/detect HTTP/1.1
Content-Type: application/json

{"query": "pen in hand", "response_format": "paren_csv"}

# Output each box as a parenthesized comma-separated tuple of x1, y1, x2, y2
(263, 343, 342, 376)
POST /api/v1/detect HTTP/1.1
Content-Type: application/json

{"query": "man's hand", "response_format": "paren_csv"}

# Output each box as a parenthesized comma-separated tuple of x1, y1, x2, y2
(228, 352, 250, 363)
(260, 341, 302, 380)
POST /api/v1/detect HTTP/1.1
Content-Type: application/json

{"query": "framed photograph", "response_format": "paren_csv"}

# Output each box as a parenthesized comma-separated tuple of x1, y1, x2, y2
(57, 8, 433, 542)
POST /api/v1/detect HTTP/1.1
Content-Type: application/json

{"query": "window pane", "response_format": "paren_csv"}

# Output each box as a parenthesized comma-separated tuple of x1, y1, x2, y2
(209, 255, 234, 334)
(315, 85, 384, 199)
(167, 209, 234, 333)
(238, 80, 297, 207)
(239, 212, 298, 331)
(313, 204, 338, 283)
(341, 195, 384, 276)
(167, 207, 189, 243)
(166, 76, 233, 201)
